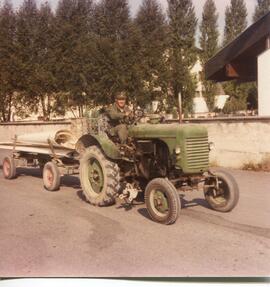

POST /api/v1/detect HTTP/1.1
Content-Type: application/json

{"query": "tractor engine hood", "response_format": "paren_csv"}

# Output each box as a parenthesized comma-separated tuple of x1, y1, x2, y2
(129, 123, 209, 174)
(128, 123, 207, 141)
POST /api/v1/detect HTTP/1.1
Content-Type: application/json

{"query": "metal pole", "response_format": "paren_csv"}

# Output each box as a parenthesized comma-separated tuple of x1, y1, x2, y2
(178, 92, 182, 124)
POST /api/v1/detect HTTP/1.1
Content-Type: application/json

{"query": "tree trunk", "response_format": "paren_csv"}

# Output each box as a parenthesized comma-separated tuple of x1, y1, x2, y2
(7, 94, 12, 122)
(41, 95, 48, 120)
(1, 108, 6, 122)
(46, 93, 51, 120)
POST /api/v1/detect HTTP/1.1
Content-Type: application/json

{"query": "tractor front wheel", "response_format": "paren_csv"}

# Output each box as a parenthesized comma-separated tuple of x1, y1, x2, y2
(204, 170, 239, 212)
(145, 178, 181, 225)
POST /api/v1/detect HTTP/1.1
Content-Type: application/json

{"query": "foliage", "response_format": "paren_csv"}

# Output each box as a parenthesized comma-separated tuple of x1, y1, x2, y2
(135, 0, 168, 105)
(91, 0, 148, 107)
(223, 81, 256, 113)
(0, 0, 16, 121)
(15, 0, 40, 112)
(199, 0, 219, 111)
(0, 0, 260, 121)
(253, 0, 270, 22)
(167, 0, 198, 115)
(54, 0, 94, 117)
(222, 0, 256, 114)
(223, 0, 247, 46)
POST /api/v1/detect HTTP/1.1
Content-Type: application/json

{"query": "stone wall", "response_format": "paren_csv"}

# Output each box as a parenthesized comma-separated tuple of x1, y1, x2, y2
(1, 117, 270, 169)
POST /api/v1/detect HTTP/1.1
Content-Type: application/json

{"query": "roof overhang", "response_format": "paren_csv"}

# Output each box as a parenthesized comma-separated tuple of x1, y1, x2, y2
(205, 12, 270, 82)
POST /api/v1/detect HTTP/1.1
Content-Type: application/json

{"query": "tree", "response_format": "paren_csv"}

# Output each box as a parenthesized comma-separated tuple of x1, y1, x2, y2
(15, 0, 40, 117)
(253, 0, 270, 22)
(34, 2, 56, 119)
(167, 0, 198, 115)
(54, 0, 94, 116)
(0, 0, 16, 121)
(14, 0, 59, 120)
(135, 0, 168, 106)
(222, 0, 253, 114)
(199, 0, 219, 111)
(223, 0, 247, 46)
(92, 0, 144, 105)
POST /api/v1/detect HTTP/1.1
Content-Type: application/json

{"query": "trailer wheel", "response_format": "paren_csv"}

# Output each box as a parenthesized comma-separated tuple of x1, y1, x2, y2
(80, 146, 120, 206)
(145, 178, 181, 225)
(43, 161, 60, 191)
(204, 170, 239, 212)
(2, 156, 16, 179)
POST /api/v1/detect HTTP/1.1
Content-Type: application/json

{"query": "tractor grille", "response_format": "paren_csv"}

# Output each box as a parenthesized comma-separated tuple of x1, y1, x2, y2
(185, 136, 209, 170)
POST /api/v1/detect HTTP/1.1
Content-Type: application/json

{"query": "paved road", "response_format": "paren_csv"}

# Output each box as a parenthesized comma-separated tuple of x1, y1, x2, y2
(0, 150, 269, 277)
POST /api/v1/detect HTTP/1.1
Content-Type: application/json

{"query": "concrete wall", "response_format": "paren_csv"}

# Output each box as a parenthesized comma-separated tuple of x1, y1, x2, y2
(0, 117, 270, 169)
(201, 120, 270, 168)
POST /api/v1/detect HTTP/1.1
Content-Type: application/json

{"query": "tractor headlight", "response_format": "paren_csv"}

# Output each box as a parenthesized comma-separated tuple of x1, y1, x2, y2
(175, 146, 181, 155)
(208, 142, 214, 151)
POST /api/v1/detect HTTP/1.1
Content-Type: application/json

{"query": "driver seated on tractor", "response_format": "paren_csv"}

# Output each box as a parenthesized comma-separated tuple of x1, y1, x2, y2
(106, 92, 132, 144)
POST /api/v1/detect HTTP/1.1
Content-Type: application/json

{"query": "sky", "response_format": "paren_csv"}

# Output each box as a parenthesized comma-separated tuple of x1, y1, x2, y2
(7, 0, 257, 43)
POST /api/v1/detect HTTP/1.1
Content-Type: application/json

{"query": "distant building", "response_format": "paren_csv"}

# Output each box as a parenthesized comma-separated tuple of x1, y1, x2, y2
(190, 59, 231, 117)
(205, 12, 270, 117)
(214, 83, 229, 110)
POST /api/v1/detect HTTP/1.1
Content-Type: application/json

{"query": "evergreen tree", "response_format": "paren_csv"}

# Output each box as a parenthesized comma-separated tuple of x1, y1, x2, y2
(54, 0, 94, 116)
(135, 0, 168, 105)
(0, 0, 16, 121)
(93, 0, 130, 40)
(253, 0, 270, 22)
(199, 0, 219, 111)
(92, 0, 143, 105)
(222, 0, 253, 114)
(34, 2, 56, 119)
(167, 0, 198, 114)
(223, 0, 247, 46)
(15, 0, 40, 115)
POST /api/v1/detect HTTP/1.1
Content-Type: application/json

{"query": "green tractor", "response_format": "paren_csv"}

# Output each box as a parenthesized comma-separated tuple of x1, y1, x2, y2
(77, 112, 239, 225)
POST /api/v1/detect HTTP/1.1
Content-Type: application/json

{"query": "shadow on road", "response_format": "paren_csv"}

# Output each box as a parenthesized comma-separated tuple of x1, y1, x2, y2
(13, 167, 81, 189)
(180, 195, 210, 209)
(137, 194, 212, 222)
(77, 189, 88, 203)
(137, 208, 152, 221)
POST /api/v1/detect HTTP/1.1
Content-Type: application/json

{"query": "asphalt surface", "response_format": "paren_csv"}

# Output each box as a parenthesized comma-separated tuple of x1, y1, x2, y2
(0, 149, 270, 277)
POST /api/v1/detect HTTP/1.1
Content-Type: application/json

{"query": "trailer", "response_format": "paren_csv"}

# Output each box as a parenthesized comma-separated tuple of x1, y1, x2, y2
(0, 130, 80, 191)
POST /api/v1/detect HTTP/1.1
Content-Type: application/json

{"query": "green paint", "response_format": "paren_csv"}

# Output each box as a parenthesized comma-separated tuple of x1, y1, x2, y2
(88, 158, 104, 194)
(129, 123, 209, 174)
(153, 190, 169, 214)
(90, 134, 121, 160)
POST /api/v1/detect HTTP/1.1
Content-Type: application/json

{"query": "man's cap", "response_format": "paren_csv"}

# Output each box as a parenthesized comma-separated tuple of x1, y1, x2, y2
(115, 92, 127, 100)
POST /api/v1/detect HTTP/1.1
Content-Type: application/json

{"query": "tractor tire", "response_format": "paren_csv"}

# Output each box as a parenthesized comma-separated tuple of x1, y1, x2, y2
(43, 161, 61, 191)
(204, 169, 239, 212)
(145, 178, 181, 225)
(2, 156, 16, 179)
(79, 146, 120, 207)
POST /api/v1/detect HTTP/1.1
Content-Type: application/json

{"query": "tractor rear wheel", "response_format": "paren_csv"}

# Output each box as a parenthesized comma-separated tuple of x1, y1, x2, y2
(2, 156, 16, 179)
(145, 178, 181, 225)
(204, 170, 239, 212)
(79, 146, 120, 206)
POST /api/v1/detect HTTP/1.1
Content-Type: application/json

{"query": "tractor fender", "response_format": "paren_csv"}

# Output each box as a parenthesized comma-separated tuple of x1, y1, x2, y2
(76, 134, 121, 160)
